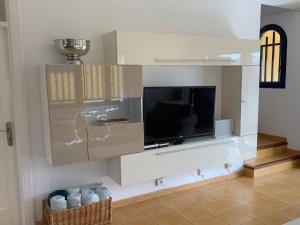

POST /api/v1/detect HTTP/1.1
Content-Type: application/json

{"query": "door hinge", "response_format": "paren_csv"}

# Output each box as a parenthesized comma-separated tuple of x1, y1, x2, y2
(0, 122, 14, 146)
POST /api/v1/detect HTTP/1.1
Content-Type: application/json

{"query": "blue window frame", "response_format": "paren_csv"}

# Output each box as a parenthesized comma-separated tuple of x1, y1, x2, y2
(260, 24, 287, 89)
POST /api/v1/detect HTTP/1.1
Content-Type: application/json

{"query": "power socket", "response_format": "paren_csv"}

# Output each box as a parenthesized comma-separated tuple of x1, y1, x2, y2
(197, 169, 205, 178)
(224, 163, 232, 169)
(155, 177, 166, 186)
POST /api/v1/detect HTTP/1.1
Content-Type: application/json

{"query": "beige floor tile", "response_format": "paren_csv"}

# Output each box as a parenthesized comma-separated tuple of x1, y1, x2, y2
(273, 191, 300, 205)
(253, 181, 292, 196)
(114, 206, 146, 224)
(193, 214, 227, 225)
(237, 202, 273, 219)
(110, 218, 123, 225)
(277, 206, 300, 220)
(175, 204, 211, 223)
(214, 193, 249, 208)
(241, 219, 264, 225)
(136, 199, 173, 217)
(216, 208, 252, 225)
(280, 176, 300, 187)
(151, 211, 190, 225)
(193, 195, 230, 214)
(121, 218, 158, 225)
(178, 189, 206, 203)
(250, 197, 287, 211)
(159, 195, 193, 210)
(217, 182, 268, 202)
(256, 212, 290, 225)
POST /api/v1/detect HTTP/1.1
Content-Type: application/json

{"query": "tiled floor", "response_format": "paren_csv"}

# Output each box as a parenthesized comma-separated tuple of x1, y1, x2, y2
(112, 168, 300, 225)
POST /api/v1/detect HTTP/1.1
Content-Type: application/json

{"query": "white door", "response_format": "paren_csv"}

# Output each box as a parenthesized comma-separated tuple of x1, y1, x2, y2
(0, 27, 20, 225)
(240, 66, 260, 136)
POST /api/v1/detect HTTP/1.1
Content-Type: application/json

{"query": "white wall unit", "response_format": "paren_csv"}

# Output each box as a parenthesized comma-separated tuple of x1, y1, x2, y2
(108, 135, 257, 185)
(222, 66, 260, 136)
(103, 31, 260, 66)
(240, 66, 260, 136)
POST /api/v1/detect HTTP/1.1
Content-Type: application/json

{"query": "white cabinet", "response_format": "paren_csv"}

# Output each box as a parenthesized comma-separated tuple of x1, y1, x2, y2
(240, 66, 260, 136)
(103, 31, 260, 66)
(108, 135, 257, 185)
(222, 66, 259, 137)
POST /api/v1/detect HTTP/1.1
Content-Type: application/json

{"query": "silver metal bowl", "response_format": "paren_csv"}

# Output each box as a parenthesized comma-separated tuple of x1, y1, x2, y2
(54, 39, 90, 64)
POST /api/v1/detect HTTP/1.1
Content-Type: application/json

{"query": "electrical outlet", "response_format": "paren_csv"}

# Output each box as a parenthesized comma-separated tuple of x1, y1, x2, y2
(155, 177, 166, 186)
(197, 169, 205, 178)
(224, 163, 232, 169)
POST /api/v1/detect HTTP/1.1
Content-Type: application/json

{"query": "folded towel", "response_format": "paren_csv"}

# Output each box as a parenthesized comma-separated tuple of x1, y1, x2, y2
(50, 195, 67, 211)
(80, 187, 93, 194)
(81, 190, 100, 205)
(88, 183, 103, 191)
(66, 187, 80, 195)
(67, 193, 82, 208)
(95, 187, 111, 201)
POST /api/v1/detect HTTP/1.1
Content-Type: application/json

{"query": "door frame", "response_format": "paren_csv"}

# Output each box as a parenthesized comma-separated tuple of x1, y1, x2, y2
(5, 0, 35, 225)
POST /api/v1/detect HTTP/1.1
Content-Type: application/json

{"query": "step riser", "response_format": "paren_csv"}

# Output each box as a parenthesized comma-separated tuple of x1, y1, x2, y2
(257, 145, 287, 159)
(245, 159, 300, 178)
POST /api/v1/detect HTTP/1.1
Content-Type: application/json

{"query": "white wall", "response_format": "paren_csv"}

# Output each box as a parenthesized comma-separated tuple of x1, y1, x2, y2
(18, 0, 262, 220)
(259, 10, 300, 150)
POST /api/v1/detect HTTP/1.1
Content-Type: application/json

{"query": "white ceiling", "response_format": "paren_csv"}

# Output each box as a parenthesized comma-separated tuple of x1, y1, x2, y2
(262, 0, 300, 9)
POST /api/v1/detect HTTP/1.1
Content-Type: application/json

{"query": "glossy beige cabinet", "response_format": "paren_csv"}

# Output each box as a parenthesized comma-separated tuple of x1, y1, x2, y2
(41, 64, 144, 166)
(88, 122, 144, 160)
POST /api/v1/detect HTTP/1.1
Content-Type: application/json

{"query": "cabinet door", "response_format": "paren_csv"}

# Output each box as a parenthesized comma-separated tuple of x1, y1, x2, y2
(87, 122, 144, 160)
(46, 65, 88, 166)
(112, 31, 259, 66)
(240, 66, 259, 136)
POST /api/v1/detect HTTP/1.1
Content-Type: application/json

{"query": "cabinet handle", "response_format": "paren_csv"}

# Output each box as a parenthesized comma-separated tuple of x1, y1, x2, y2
(155, 58, 238, 63)
(155, 140, 235, 156)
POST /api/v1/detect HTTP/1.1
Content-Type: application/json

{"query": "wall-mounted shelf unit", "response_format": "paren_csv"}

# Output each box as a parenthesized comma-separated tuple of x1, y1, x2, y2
(41, 64, 144, 166)
(103, 31, 260, 66)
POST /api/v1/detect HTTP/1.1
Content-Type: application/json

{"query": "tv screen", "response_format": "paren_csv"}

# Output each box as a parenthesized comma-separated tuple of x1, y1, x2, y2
(143, 86, 216, 146)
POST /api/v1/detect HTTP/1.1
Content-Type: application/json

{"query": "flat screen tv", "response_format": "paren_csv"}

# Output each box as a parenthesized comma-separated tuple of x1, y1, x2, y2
(143, 86, 216, 146)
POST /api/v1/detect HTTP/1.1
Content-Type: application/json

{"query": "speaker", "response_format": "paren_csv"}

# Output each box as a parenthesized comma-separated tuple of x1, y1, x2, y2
(214, 119, 233, 138)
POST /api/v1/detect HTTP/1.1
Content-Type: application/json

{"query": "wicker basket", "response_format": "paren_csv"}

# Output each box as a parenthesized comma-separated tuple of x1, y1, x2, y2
(43, 197, 112, 225)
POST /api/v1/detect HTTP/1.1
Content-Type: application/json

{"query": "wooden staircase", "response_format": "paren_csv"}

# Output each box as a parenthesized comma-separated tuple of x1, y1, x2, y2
(244, 133, 300, 178)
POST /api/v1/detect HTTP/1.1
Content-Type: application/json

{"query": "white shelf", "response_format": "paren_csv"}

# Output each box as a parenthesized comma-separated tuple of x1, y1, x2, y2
(0, 22, 8, 28)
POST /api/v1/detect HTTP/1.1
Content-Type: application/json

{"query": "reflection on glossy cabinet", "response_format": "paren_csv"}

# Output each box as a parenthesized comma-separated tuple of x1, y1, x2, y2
(83, 65, 142, 100)
(41, 64, 144, 166)
(88, 122, 144, 160)
(103, 30, 260, 66)
(45, 65, 88, 166)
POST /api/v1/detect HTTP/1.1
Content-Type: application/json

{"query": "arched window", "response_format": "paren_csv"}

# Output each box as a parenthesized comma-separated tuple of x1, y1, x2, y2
(260, 24, 287, 88)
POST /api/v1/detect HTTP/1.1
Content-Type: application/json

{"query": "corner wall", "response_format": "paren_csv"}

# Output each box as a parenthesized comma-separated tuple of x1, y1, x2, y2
(259, 10, 300, 150)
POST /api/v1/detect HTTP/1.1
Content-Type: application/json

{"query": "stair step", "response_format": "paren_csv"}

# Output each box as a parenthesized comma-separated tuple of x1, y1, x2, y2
(244, 150, 300, 178)
(256, 144, 287, 159)
(245, 150, 300, 169)
(257, 133, 287, 150)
